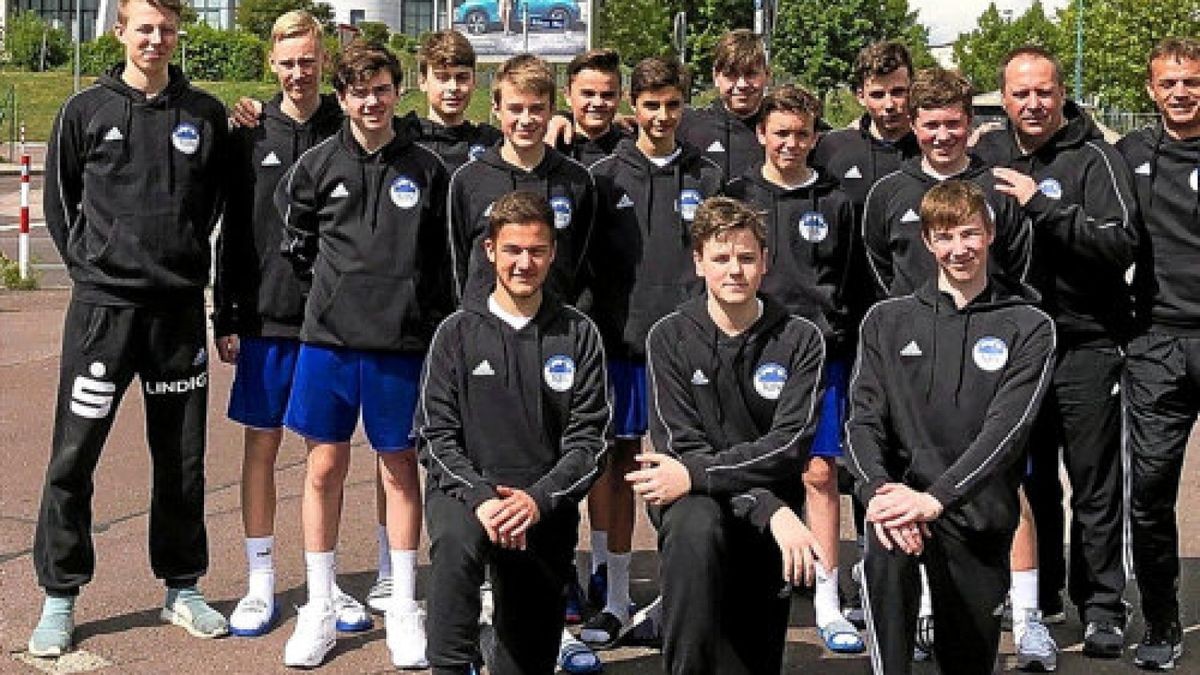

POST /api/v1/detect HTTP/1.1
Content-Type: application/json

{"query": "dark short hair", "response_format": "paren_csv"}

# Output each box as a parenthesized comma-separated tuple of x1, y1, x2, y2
(567, 48, 621, 86)
(418, 30, 476, 73)
(759, 84, 823, 127)
(907, 67, 974, 118)
(999, 45, 1065, 90)
(1148, 37, 1200, 80)
(333, 40, 401, 93)
(713, 29, 768, 77)
(691, 197, 767, 254)
(487, 191, 555, 241)
(630, 56, 689, 101)
(852, 41, 913, 90)
(920, 180, 994, 237)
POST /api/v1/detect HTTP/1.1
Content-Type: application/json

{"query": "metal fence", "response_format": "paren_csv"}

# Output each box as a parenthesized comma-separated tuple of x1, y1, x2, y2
(1094, 109, 1159, 135)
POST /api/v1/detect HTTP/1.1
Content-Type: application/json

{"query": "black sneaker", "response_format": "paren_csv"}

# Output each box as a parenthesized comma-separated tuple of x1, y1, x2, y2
(1083, 620, 1124, 659)
(579, 610, 627, 649)
(1041, 593, 1066, 625)
(1133, 621, 1183, 670)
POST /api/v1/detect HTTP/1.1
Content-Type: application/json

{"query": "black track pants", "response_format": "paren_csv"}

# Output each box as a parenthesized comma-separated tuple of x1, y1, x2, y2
(34, 296, 210, 595)
(861, 520, 1011, 675)
(652, 495, 791, 675)
(425, 489, 577, 675)
(1124, 332, 1199, 625)
(1022, 341, 1126, 623)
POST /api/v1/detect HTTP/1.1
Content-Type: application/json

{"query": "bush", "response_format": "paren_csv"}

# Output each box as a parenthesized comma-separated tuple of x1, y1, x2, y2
(79, 34, 124, 76)
(179, 23, 266, 81)
(5, 11, 72, 71)
(0, 252, 39, 290)
(357, 21, 390, 46)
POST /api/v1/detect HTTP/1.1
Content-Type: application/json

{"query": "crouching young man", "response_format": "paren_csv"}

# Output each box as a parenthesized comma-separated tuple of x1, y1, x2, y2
(418, 191, 611, 675)
(635, 197, 827, 674)
(846, 181, 1055, 674)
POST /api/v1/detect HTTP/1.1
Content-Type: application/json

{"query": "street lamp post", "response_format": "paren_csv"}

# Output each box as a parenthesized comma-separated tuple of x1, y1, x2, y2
(72, 0, 82, 92)
(1074, 0, 1084, 102)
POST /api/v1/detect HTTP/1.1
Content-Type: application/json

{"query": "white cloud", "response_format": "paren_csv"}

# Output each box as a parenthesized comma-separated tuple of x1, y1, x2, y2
(912, 0, 1069, 44)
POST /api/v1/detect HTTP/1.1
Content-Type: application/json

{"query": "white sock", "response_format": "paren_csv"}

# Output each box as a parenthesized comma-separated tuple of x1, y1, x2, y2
(305, 550, 336, 604)
(390, 549, 418, 607)
(376, 525, 392, 579)
(605, 552, 631, 623)
(590, 532, 608, 573)
(813, 564, 842, 628)
(245, 536, 275, 602)
(918, 564, 932, 617)
(1011, 569, 1039, 642)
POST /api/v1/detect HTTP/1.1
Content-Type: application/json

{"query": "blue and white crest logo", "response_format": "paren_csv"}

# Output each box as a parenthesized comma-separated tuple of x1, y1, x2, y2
(678, 189, 702, 221)
(798, 211, 828, 242)
(550, 196, 573, 229)
(390, 176, 420, 209)
(1038, 178, 1063, 200)
(544, 355, 576, 392)
(973, 337, 1009, 372)
(469, 144, 487, 160)
(753, 363, 788, 400)
(172, 123, 200, 155)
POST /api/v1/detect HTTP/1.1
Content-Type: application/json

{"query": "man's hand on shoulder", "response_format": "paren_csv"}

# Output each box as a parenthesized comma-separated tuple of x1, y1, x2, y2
(229, 97, 264, 129)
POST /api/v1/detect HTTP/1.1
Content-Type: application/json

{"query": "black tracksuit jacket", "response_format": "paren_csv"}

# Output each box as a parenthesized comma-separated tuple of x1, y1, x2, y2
(586, 139, 725, 360)
(973, 103, 1141, 342)
(1117, 126, 1200, 336)
(406, 112, 503, 174)
(448, 146, 596, 302)
(846, 278, 1056, 536)
(676, 101, 763, 181)
(416, 293, 610, 516)
(556, 121, 629, 168)
(44, 64, 229, 305)
(810, 114, 920, 209)
(277, 121, 452, 352)
(646, 295, 826, 530)
(862, 155, 1032, 299)
(725, 165, 857, 355)
(213, 93, 343, 339)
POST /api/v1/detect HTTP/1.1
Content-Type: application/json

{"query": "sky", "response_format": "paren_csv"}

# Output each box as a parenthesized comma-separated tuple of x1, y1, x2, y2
(911, 0, 1070, 44)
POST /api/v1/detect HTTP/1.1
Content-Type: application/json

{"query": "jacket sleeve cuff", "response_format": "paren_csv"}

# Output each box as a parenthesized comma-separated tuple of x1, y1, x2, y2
(925, 481, 955, 513)
(463, 484, 498, 512)
(855, 477, 888, 507)
(527, 487, 554, 521)
(680, 456, 710, 495)
(1024, 191, 1054, 218)
(745, 492, 786, 532)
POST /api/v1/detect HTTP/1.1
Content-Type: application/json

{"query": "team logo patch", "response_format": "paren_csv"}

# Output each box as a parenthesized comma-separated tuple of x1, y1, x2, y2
(172, 122, 200, 155)
(468, 144, 487, 160)
(798, 211, 828, 242)
(1038, 178, 1063, 200)
(1190, 168, 1198, 192)
(678, 189, 702, 221)
(753, 362, 788, 400)
(390, 176, 420, 209)
(972, 336, 1009, 372)
(551, 196, 573, 229)
(543, 355, 575, 391)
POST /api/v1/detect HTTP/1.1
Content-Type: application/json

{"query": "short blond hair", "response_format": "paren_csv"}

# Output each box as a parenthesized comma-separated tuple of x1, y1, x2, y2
(271, 10, 322, 43)
(117, 0, 182, 24)
(492, 53, 555, 105)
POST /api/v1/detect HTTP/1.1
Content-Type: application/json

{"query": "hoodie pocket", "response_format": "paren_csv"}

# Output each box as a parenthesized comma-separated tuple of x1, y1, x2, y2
(317, 272, 417, 349)
(86, 212, 208, 285)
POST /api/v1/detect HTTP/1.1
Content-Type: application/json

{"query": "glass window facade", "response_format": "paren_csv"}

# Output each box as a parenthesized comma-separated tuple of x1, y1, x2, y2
(14, 0, 100, 41)
(402, 0, 433, 35)
(192, 0, 234, 29)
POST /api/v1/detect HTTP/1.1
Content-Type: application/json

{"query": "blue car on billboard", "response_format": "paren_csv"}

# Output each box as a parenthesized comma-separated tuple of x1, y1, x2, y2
(454, 0, 581, 34)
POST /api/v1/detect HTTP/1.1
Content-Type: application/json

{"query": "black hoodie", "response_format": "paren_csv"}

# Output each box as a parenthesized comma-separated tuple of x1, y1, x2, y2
(448, 145, 596, 302)
(44, 64, 229, 306)
(676, 100, 763, 181)
(845, 277, 1056, 535)
(726, 165, 856, 355)
(861, 155, 1031, 299)
(213, 93, 343, 339)
(646, 295, 826, 530)
(277, 120, 452, 352)
(416, 292, 610, 516)
(973, 102, 1140, 341)
(556, 119, 629, 167)
(586, 138, 725, 359)
(1116, 125, 1200, 336)
(810, 114, 920, 208)
(406, 112, 503, 174)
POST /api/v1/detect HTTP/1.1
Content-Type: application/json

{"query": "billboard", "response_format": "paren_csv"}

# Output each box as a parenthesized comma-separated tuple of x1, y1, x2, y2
(449, 0, 590, 61)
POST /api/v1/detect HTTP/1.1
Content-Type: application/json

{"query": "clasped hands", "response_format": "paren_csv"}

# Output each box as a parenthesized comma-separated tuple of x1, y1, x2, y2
(866, 483, 943, 556)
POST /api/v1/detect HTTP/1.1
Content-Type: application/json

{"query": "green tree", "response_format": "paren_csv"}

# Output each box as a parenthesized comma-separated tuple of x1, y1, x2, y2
(954, 1, 1063, 93)
(770, 0, 930, 95)
(594, 0, 677, 66)
(236, 0, 335, 41)
(684, 0, 753, 84)
(5, 11, 72, 71)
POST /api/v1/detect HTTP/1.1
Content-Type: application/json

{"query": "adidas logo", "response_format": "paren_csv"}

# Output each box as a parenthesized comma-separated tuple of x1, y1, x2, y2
(472, 360, 495, 376)
(900, 341, 923, 357)
(103, 127, 124, 142)
(1134, 162, 1151, 176)
(706, 140, 725, 152)
(844, 165, 862, 179)
(900, 208, 920, 223)
(691, 369, 710, 385)
(330, 183, 349, 198)
(261, 151, 281, 166)
(616, 194, 634, 209)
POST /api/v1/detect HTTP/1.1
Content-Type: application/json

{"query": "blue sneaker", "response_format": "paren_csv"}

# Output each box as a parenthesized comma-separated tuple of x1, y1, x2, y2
(228, 595, 280, 637)
(333, 588, 372, 632)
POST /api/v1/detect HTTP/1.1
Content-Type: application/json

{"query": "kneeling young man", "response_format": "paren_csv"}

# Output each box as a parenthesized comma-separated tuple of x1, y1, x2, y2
(418, 191, 610, 675)
(846, 181, 1055, 675)
(636, 197, 826, 674)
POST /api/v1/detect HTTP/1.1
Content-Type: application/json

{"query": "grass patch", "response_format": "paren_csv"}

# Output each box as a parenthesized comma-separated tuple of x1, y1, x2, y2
(0, 251, 39, 289)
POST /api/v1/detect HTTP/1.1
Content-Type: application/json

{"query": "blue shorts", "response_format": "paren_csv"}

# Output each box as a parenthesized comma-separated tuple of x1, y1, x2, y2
(228, 336, 301, 429)
(811, 359, 848, 458)
(284, 344, 424, 452)
(609, 358, 648, 439)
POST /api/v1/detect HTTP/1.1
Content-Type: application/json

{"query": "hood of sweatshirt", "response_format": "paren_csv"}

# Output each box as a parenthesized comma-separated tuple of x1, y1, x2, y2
(677, 292, 791, 353)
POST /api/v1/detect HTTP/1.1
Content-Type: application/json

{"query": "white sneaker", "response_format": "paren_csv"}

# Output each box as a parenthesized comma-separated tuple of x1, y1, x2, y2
(386, 600, 429, 669)
(283, 601, 336, 668)
(367, 576, 393, 614)
(228, 595, 279, 637)
(333, 588, 372, 632)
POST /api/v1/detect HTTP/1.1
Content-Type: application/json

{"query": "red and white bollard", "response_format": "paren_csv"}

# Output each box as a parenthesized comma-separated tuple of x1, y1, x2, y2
(19, 152, 30, 280)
